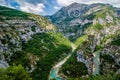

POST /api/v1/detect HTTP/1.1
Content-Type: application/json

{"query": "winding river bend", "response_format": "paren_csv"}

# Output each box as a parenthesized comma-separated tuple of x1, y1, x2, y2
(49, 43, 76, 80)
(49, 43, 100, 80)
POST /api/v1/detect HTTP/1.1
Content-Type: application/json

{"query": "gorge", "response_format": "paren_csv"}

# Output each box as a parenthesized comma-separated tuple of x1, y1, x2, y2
(0, 2, 120, 80)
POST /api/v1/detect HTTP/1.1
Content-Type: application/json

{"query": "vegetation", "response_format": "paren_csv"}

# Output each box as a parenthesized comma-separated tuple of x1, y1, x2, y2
(74, 35, 87, 48)
(93, 23, 103, 30)
(85, 14, 95, 20)
(100, 54, 114, 63)
(29, 14, 56, 30)
(60, 51, 88, 78)
(94, 6, 114, 19)
(22, 33, 71, 80)
(0, 6, 29, 19)
(0, 4, 120, 80)
(100, 54, 119, 74)
(9, 51, 31, 69)
(111, 39, 120, 46)
(0, 65, 32, 80)
(101, 30, 120, 43)
(95, 44, 102, 51)
(69, 72, 120, 80)
(31, 26, 36, 32)
(0, 6, 55, 31)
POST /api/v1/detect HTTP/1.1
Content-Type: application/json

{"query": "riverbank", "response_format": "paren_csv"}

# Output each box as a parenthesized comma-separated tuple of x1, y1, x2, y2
(49, 43, 76, 80)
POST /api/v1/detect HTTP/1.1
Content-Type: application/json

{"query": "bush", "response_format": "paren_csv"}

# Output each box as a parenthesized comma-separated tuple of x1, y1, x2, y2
(0, 64, 32, 80)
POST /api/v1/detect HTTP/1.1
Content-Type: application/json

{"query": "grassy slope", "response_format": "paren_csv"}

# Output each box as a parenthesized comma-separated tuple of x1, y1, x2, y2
(74, 35, 87, 48)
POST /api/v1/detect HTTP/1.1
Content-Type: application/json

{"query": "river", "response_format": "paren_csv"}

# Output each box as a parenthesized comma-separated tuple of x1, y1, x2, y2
(49, 43, 101, 79)
(49, 43, 76, 80)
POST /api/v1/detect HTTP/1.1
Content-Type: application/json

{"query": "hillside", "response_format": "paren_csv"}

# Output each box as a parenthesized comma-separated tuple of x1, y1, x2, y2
(54, 3, 120, 79)
(0, 6, 71, 80)
(0, 3, 120, 80)
(0, 6, 56, 55)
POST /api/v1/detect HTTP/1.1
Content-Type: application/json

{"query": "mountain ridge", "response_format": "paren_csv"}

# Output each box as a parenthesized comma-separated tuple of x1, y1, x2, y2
(45, 2, 120, 79)
(0, 3, 120, 80)
(47, 3, 120, 41)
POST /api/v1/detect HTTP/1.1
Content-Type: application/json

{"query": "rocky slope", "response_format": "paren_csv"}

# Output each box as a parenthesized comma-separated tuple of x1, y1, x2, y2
(0, 6, 71, 80)
(0, 3, 120, 80)
(47, 3, 120, 41)
(55, 3, 120, 79)
(0, 5, 56, 68)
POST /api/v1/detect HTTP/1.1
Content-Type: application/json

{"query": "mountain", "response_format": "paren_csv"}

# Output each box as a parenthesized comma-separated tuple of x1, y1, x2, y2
(47, 3, 120, 41)
(0, 3, 120, 80)
(47, 3, 120, 79)
(0, 6, 56, 54)
(0, 6, 71, 80)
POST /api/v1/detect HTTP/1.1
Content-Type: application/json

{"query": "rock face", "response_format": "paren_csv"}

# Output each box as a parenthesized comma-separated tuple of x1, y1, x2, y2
(0, 6, 72, 80)
(56, 3, 120, 78)
(47, 3, 120, 41)
(0, 3, 120, 80)
(76, 6, 120, 74)
(0, 6, 55, 69)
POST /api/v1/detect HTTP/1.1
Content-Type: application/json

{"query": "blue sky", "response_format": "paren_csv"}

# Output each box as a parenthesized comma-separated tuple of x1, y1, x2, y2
(0, 0, 120, 15)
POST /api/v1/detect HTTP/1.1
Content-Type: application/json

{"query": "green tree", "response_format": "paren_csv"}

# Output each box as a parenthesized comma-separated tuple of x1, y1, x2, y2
(0, 64, 32, 80)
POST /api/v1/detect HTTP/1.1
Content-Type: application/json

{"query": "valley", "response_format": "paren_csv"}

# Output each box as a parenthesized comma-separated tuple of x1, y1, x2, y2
(49, 43, 76, 80)
(0, 2, 120, 80)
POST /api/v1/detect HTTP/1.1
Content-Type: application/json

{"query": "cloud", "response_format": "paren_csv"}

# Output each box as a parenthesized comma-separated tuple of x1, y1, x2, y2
(105, 0, 120, 7)
(14, 0, 45, 14)
(56, 0, 101, 6)
(57, 0, 79, 6)
(19, 2, 45, 14)
(57, 0, 120, 7)
(0, 0, 119, 15)
(54, 6, 60, 10)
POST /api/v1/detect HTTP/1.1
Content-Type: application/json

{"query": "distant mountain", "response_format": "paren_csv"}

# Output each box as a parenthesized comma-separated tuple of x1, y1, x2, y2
(47, 3, 120, 41)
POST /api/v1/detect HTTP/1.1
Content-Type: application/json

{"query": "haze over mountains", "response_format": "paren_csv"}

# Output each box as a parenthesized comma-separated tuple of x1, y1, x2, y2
(0, 2, 120, 80)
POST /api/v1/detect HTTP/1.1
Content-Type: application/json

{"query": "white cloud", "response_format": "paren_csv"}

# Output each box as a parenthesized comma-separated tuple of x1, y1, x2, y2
(57, 0, 120, 7)
(56, 0, 102, 6)
(54, 6, 60, 10)
(57, 0, 80, 6)
(105, 0, 120, 7)
(0, 0, 46, 15)
(14, 0, 26, 6)
(20, 2, 45, 14)
(9, 0, 46, 14)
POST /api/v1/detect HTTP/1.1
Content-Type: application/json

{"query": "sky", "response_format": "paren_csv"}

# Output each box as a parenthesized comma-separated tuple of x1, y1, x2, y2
(0, 0, 120, 15)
